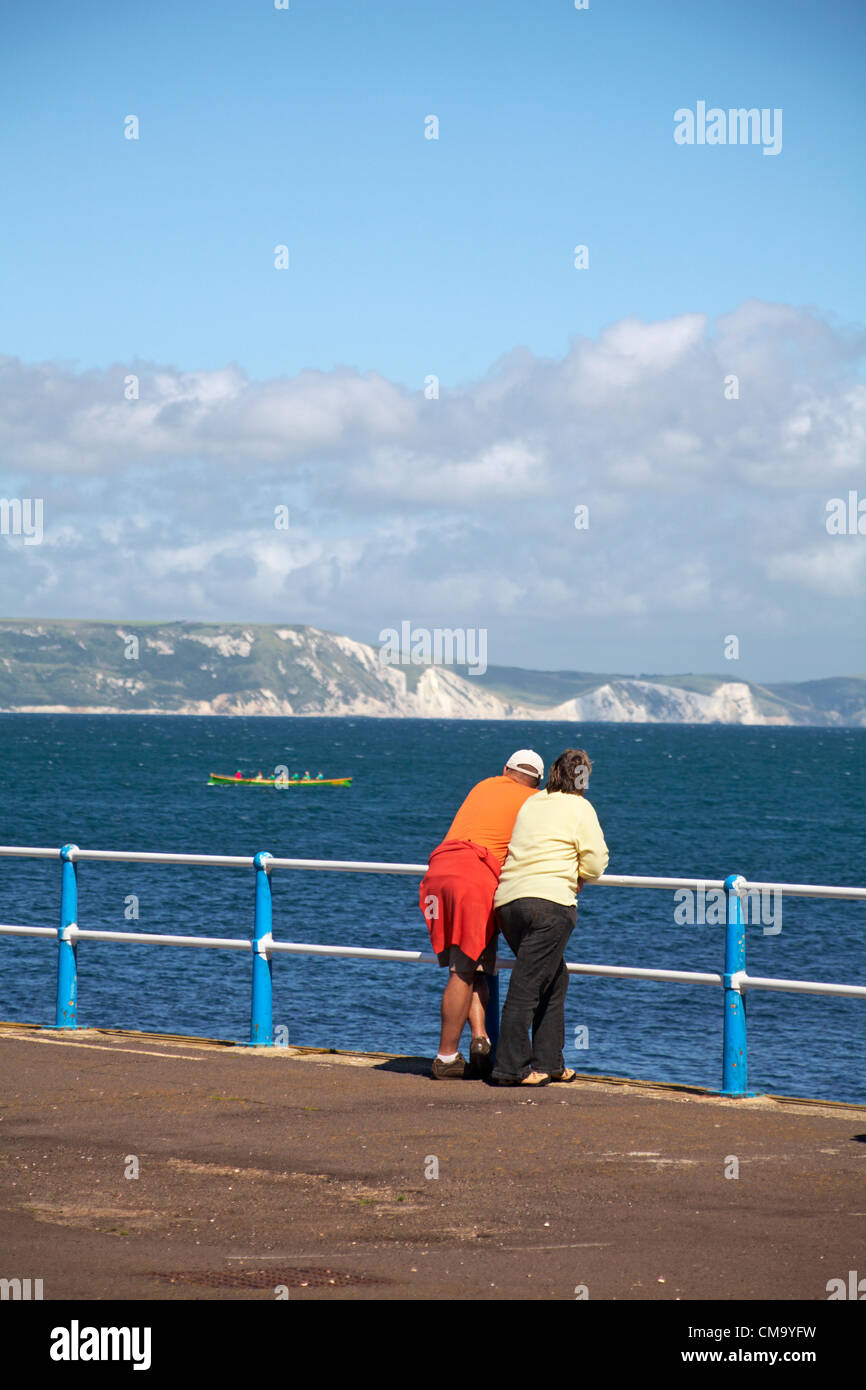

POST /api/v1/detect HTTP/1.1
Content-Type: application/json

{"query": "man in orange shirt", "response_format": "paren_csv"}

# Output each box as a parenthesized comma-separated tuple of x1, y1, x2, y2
(420, 750, 544, 1079)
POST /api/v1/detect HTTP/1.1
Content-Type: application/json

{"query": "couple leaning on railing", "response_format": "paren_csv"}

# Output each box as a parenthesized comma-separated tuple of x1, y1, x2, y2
(419, 747, 609, 1085)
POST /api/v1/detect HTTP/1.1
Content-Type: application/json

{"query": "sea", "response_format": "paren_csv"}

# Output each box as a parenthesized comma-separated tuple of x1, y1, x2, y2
(0, 715, 863, 1103)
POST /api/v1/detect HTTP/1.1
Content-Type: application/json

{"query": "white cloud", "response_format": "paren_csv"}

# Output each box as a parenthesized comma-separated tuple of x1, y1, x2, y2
(765, 543, 866, 598)
(1, 301, 864, 675)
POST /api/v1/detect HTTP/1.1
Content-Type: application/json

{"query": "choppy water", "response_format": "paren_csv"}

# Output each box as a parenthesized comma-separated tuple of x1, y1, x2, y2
(0, 715, 863, 1102)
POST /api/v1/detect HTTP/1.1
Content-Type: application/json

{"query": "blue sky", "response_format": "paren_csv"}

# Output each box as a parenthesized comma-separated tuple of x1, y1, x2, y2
(2, 0, 863, 386)
(1, 0, 864, 681)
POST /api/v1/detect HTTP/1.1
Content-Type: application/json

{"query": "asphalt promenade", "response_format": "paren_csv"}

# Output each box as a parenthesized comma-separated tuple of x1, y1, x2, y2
(1, 1020, 864, 1301)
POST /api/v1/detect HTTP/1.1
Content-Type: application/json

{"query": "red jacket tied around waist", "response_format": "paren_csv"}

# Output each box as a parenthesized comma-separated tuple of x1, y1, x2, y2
(419, 839, 502, 963)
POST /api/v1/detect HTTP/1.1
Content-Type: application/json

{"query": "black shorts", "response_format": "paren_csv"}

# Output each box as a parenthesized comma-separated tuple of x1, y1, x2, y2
(437, 936, 498, 978)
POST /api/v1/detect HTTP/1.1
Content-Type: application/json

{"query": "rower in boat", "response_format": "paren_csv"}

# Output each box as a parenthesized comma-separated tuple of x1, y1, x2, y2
(208, 772, 352, 786)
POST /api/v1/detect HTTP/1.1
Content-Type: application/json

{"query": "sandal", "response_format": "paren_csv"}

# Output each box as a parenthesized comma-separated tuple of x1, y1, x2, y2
(493, 1069, 550, 1087)
(549, 1068, 577, 1083)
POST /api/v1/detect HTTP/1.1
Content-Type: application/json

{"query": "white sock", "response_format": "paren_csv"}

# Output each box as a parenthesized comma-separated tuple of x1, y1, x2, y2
(437, 1051, 459, 1063)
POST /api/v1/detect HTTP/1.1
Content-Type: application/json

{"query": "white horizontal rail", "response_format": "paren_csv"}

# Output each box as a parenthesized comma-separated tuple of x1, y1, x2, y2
(0, 845, 254, 868)
(740, 973, 866, 999)
(0, 846, 62, 860)
(73, 927, 251, 951)
(2, 921, 863, 998)
(268, 856, 427, 875)
(563, 961, 722, 986)
(0, 923, 251, 950)
(596, 873, 726, 891)
(0, 923, 57, 938)
(270, 941, 439, 964)
(76, 850, 255, 869)
(2, 843, 864, 901)
(736, 880, 866, 902)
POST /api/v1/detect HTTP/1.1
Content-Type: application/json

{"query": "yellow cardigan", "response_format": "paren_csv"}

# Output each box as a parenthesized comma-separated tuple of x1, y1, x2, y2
(493, 789, 609, 909)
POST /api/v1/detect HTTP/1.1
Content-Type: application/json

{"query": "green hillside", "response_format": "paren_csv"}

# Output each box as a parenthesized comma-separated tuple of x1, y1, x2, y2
(0, 620, 863, 725)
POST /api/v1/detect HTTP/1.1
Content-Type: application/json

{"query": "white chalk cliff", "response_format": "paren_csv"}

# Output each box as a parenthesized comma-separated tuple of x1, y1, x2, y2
(0, 621, 861, 725)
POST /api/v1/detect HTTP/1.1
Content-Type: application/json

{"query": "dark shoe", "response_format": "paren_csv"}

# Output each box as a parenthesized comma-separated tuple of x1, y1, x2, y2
(431, 1052, 467, 1079)
(468, 1036, 493, 1079)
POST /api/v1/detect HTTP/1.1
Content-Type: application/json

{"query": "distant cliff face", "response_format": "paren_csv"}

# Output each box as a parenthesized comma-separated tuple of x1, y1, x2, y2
(0, 621, 862, 725)
(526, 679, 775, 725)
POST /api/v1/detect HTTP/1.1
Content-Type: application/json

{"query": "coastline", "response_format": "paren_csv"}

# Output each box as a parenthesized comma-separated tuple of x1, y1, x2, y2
(0, 705, 834, 725)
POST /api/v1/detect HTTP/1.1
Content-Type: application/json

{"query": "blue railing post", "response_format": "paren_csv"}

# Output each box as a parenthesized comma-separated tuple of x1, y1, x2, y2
(483, 970, 500, 1050)
(250, 852, 274, 1045)
(56, 844, 80, 1028)
(721, 872, 753, 1096)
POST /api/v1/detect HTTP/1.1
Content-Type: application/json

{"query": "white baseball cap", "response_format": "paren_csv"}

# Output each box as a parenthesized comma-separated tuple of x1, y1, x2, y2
(505, 749, 544, 781)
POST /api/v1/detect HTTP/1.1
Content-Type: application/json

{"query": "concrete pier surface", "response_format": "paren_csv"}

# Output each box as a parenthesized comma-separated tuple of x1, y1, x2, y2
(1, 1020, 864, 1302)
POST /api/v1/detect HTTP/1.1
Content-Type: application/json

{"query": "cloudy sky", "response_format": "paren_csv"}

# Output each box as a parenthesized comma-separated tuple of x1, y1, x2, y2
(1, 0, 864, 681)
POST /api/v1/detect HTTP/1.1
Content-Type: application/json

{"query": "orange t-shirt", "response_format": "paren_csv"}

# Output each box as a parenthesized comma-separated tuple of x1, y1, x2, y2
(444, 775, 539, 866)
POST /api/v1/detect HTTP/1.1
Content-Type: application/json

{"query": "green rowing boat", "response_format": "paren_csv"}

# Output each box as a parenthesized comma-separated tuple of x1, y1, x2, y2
(208, 773, 352, 787)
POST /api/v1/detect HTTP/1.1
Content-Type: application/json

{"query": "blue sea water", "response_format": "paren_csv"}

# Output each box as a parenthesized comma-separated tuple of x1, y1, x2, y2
(0, 714, 863, 1103)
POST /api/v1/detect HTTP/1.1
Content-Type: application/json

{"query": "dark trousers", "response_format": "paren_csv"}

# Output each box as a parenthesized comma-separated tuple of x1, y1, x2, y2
(491, 897, 577, 1082)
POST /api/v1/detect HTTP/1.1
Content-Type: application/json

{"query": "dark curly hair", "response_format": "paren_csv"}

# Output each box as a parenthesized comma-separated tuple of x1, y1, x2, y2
(546, 748, 592, 796)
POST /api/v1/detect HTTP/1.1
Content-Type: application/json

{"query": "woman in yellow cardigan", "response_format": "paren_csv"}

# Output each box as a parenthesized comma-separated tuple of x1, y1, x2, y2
(491, 748, 609, 1087)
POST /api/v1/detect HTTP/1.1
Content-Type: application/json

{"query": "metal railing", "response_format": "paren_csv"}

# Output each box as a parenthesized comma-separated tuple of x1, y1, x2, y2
(0, 843, 864, 1097)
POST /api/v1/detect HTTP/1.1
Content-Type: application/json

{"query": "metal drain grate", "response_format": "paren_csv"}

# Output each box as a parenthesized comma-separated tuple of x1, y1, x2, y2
(151, 1267, 392, 1289)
